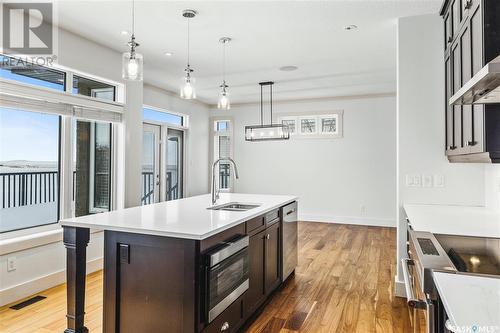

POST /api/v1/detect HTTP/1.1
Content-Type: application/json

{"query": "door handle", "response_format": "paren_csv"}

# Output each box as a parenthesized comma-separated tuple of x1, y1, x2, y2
(400, 258, 427, 309)
(266, 234, 270, 240)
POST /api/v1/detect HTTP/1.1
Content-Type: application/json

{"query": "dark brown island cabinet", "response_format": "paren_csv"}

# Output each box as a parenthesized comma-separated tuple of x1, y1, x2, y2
(441, 0, 500, 162)
(61, 201, 297, 333)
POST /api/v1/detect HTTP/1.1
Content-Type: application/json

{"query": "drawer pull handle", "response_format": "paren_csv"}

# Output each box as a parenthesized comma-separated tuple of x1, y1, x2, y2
(221, 322, 230, 331)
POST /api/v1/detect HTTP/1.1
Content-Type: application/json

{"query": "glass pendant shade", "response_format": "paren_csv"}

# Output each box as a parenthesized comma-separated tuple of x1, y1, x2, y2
(218, 91, 230, 110)
(122, 52, 143, 81)
(180, 76, 196, 99)
(245, 124, 290, 141)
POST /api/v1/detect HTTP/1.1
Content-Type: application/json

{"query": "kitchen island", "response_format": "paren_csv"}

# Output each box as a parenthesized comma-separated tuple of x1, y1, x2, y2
(59, 193, 298, 333)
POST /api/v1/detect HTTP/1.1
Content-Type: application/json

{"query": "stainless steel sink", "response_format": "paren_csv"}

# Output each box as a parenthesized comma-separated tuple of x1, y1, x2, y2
(207, 202, 261, 211)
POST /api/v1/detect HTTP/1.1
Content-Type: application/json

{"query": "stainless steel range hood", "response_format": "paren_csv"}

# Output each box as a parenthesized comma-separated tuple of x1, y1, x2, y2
(449, 55, 500, 105)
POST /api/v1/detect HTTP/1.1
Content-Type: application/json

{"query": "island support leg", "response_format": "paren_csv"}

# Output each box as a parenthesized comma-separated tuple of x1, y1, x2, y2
(63, 227, 90, 333)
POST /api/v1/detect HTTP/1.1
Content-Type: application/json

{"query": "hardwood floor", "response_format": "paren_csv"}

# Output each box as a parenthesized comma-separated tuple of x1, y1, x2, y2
(0, 222, 423, 333)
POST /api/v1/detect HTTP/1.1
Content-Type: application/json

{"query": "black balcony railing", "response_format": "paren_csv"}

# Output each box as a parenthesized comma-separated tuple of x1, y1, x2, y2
(219, 164, 230, 189)
(1, 171, 58, 209)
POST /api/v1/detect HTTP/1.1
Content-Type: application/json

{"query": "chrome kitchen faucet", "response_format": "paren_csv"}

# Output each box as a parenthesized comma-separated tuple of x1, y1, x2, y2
(211, 157, 239, 205)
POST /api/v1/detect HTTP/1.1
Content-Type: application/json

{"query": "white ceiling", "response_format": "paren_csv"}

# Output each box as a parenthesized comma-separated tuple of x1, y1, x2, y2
(56, 1, 441, 104)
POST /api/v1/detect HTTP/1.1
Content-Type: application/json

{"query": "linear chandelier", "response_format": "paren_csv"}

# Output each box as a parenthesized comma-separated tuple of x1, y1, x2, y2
(245, 82, 290, 141)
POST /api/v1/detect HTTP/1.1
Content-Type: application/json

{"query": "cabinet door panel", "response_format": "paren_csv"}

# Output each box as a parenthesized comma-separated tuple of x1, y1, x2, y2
(246, 230, 265, 316)
(452, 0, 460, 37)
(265, 222, 281, 294)
(470, 5, 483, 75)
(445, 57, 456, 154)
(460, 26, 472, 152)
(471, 104, 485, 153)
(452, 42, 465, 153)
(444, 13, 452, 49)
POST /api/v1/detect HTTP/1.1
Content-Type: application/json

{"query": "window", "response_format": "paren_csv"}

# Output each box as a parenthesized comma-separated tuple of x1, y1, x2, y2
(278, 111, 343, 139)
(281, 118, 297, 135)
(0, 54, 65, 91)
(73, 75, 115, 101)
(300, 117, 317, 134)
(73, 120, 112, 217)
(212, 119, 233, 191)
(143, 107, 184, 126)
(0, 107, 60, 232)
(319, 115, 338, 134)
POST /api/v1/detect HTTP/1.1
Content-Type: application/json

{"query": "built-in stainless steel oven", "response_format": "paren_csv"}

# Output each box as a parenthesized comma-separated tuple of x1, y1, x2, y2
(204, 235, 249, 323)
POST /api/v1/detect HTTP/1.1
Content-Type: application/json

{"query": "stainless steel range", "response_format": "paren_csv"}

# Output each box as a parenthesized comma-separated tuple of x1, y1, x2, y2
(403, 219, 500, 333)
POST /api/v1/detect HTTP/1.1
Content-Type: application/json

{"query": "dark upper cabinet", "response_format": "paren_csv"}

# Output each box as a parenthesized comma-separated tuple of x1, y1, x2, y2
(264, 221, 281, 294)
(441, 0, 500, 162)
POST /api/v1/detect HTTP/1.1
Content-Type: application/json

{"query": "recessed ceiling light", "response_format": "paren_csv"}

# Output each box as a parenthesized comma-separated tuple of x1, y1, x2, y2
(120, 30, 130, 35)
(279, 65, 298, 72)
(344, 25, 358, 31)
(164, 52, 173, 56)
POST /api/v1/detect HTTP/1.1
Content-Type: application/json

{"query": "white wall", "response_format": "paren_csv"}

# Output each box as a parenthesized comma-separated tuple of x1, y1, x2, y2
(211, 94, 397, 227)
(395, 14, 491, 295)
(0, 28, 209, 306)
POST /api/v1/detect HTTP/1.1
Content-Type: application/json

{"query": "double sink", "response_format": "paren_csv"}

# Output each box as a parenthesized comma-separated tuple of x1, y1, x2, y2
(207, 202, 261, 212)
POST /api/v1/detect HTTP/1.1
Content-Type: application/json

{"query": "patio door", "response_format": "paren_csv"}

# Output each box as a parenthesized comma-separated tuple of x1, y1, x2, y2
(142, 123, 161, 205)
(165, 129, 184, 200)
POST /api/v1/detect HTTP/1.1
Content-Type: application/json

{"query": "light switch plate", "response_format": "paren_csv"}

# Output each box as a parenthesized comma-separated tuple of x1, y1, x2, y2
(406, 175, 414, 187)
(422, 175, 433, 188)
(7, 257, 16, 272)
(434, 174, 445, 188)
(413, 175, 422, 187)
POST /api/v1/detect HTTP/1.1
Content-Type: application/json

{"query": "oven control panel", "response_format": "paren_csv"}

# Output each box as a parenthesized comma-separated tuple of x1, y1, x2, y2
(417, 238, 439, 256)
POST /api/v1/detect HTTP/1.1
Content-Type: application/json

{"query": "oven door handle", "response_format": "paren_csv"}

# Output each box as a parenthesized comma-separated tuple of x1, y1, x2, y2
(401, 258, 427, 309)
(209, 235, 249, 267)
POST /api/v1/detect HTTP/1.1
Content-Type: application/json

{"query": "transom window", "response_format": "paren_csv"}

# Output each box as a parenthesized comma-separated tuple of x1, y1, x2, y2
(143, 107, 184, 126)
(0, 54, 65, 91)
(278, 112, 343, 138)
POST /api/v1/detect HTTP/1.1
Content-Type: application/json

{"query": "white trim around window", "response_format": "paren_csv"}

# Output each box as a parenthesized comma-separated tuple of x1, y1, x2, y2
(278, 110, 344, 139)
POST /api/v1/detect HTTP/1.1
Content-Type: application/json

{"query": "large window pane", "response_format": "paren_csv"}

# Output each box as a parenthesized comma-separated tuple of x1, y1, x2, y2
(0, 107, 60, 232)
(72, 75, 115, 101)
(73, 120, 112, 217)
(143, 107, 183, 126)
(0, 55, 65, 91)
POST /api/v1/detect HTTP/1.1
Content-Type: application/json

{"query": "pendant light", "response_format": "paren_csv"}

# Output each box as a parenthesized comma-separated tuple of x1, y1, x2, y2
(245, 82, 290, 141)
(180, 9, 197, 99)
(122, 0, 143, 81)
(217, 37, 231, 110)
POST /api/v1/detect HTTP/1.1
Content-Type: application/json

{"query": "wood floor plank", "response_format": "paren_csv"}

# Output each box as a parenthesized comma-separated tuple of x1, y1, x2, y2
(0, 222, 420, 333)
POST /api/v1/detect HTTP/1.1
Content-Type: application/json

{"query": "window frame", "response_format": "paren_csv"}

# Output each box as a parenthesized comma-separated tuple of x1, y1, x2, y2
(210, 117, 234, 193)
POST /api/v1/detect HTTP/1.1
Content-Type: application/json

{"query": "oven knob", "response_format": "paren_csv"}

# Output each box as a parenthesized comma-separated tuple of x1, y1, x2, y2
(221, 322, 230, 331)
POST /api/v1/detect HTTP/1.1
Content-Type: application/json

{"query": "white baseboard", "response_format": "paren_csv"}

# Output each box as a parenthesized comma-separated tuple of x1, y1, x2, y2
(299, 214, 396, 227)
(0, 257, 103, 307)
(394, 276, 406, 298)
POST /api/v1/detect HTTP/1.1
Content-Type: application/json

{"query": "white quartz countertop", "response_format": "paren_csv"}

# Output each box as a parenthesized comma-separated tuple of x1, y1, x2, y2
(59, 193, 297, 240)
(433, 271, 500, 332)
(404, 204, 500, 238)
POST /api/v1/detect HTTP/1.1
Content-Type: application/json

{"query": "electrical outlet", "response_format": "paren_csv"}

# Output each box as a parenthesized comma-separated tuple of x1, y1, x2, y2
(7, 257, 16, 272)
(422, 174, 433, 188)
(434, 174, 445, 188)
